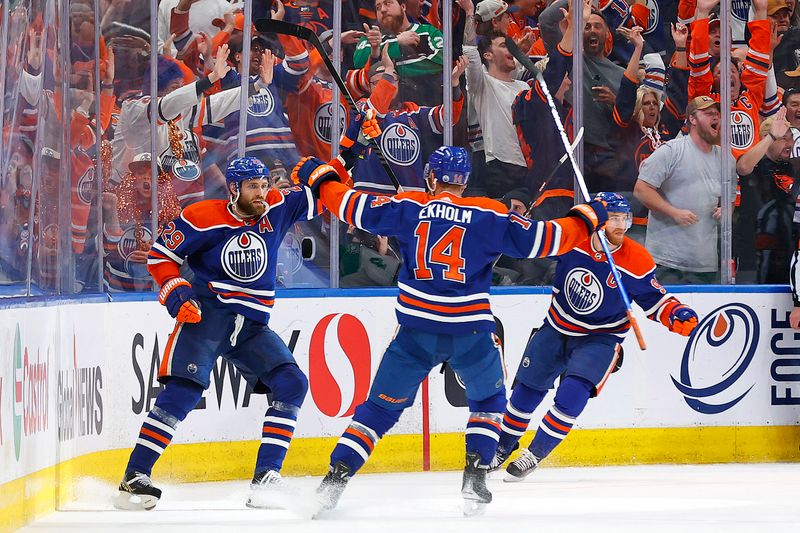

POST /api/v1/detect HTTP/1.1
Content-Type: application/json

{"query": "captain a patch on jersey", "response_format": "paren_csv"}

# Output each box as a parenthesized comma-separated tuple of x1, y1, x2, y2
(221, 231, 268, 282)
(564, 267, 604, 315)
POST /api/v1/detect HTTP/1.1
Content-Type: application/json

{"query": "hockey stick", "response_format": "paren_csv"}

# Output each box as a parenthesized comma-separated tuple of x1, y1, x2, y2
(506, 37, 647, 350)
(528, 126, 583, 211)
(254, 19, 404, 193)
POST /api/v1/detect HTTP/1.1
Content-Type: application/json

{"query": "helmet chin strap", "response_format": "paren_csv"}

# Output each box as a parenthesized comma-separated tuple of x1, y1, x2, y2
(228, 184, 242, 215)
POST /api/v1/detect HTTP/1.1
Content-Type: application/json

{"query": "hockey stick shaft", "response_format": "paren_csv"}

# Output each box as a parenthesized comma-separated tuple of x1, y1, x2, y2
(506, 38, 646, 350)
(528, 126, 583, 211)
(255, 19, 405, 192)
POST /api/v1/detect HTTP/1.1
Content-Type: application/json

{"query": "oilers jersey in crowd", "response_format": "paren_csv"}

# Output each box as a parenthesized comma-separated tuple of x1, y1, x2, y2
(318, 177, 590, 334)
(147, 187, 322, 323)
(547, 236, 683, 339)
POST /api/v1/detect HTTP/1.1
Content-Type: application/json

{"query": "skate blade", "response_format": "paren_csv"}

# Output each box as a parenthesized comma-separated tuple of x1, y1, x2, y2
(503, 472, 527, 483)
(463, 499, 487, 517)
(112, 491, 159, 511)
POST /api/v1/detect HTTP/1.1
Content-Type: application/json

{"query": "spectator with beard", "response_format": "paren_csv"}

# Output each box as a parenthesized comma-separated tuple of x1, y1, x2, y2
(734, 109, 799, 283)
(353, 0, 444, 105)
(634, 96, 737, 284)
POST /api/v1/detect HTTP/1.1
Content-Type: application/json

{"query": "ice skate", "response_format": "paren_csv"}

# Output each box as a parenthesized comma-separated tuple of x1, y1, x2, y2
(246, 469, 284, 509)
(113, 471, 162, 510)
(313, 461, 352, 517)
(488, 442, 519, 473)
(461, 451, 492, 517)
(504, 448, 540, 482)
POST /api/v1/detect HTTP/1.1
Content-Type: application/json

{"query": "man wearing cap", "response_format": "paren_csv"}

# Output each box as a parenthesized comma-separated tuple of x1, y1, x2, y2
(353, 0, 444, 105)
(634, 95, 737, 284)
(689, 0, 771, 159)
(102, 153, 181, 292)
(771, 0, 800, 88)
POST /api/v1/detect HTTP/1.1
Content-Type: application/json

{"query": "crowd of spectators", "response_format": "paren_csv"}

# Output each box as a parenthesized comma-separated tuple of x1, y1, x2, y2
(3, 0, 800, 293)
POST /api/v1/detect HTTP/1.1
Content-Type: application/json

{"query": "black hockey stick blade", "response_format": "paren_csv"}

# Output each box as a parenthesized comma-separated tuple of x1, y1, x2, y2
(255, 18, 405, 193)
(504, 37, 541, 77)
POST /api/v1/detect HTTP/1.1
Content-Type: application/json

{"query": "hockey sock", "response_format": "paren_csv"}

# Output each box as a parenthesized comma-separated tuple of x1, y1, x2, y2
(126, 377, 204, 476)
(465, 391, 506, 466)
(255, 364, 308, 473)
(498, 383, 546, 454)
(330, 400, 401, 474)
(528, 375, 592, 460)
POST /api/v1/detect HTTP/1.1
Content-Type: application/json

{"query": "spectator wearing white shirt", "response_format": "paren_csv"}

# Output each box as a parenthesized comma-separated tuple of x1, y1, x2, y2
(462, 0, 530, 198)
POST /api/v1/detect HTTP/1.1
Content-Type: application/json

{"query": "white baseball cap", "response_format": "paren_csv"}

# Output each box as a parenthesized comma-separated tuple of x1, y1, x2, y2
(476, 0, 519, 23)
(128, 152, 152, 172)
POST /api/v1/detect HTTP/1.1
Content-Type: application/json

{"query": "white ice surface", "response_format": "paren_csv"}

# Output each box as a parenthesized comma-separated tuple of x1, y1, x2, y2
(21, 464, 800, 532)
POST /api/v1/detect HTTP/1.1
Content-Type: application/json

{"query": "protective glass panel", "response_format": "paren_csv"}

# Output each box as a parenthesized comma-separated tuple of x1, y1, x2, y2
(0, 1, 36, 296)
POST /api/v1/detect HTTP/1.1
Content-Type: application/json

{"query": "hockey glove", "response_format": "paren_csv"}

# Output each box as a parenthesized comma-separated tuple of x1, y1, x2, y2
(291, 156, 342, 198)
(159, 277, 202, 323)
(341, 109, 381, 158)
(668, 306, 698, 336)
(567, 200, 608, 233)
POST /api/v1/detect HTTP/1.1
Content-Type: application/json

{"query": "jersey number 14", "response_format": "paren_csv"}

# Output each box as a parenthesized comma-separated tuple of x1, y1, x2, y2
(413, 222, 466, 283)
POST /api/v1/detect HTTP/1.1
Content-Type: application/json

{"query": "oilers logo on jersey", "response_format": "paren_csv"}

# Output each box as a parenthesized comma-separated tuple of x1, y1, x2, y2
(249, 90, 276, 117)
(120, 225, 153, 268)
(221, 231, 268, 282)
(381, 123, 420, 167)
(643, 0, 659, 34)
(160, 131, 201, 182)
(314, 102, 347, 143)
(730, 110, 754, 152)
(565, 268, 603, 315)
(77, 166, 95, 205)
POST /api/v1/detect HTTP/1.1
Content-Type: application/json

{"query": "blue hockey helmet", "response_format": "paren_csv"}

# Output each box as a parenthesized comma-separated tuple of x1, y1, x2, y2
(594, 192, 632, 229)
(226, 157, 270, 192)
(424, 146, 471, 188)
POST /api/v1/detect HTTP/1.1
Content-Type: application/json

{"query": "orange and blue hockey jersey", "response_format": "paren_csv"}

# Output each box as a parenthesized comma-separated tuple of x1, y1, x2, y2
(352, 79, 465, 194)
(147, 187, 322, 323)
(547, 236, 687, 339)
(689, 16, 770, 159)
(317, 176, 591, 334)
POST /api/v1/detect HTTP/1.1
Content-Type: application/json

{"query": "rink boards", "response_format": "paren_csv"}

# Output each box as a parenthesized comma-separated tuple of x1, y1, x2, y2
(1, 288, 799, 530)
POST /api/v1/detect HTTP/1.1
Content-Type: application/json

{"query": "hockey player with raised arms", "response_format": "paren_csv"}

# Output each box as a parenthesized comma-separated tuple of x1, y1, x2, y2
(113, 156, 322, 510)
(291, 115, 608, 515)
(490, 193, 699, 481)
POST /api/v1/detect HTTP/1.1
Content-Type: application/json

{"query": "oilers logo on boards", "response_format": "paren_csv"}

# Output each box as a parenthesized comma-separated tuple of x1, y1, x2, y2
(564, 268, 603, 315)
(221, 231, 268, 282)
(76, 166, 95, 205)
(381, 123, 420, 167)
(314, 102, 347, 143)
(671, 303, 758, 414)
(730, 111, 754, 151)
(249, 89, 275, 117)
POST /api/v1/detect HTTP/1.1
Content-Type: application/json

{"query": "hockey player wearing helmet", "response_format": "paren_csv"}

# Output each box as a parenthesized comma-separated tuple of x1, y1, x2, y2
(292, 112, 607, 517)
(113, 156, 322, 511)
(490, 192, 699, 482)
